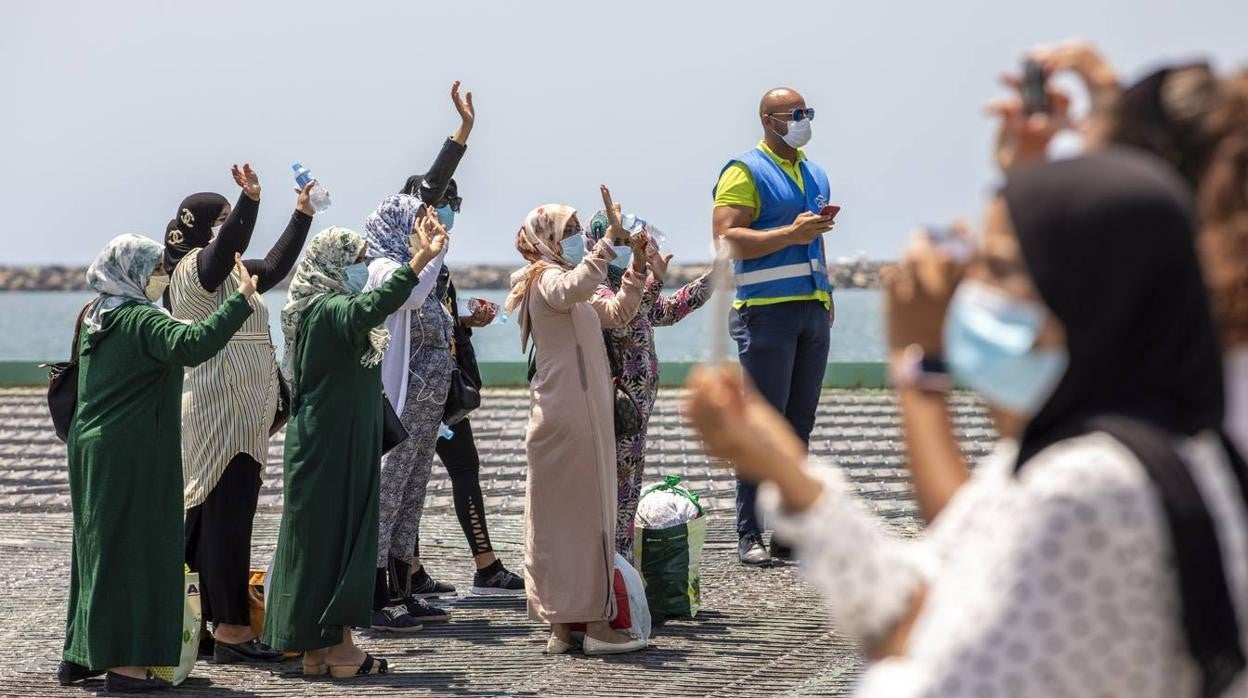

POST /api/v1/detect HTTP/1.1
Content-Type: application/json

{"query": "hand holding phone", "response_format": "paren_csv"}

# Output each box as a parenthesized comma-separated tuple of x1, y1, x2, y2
(925, 225, 974, 262)
(819, 204, 841, 220)
(1021, 60, 1050, 116)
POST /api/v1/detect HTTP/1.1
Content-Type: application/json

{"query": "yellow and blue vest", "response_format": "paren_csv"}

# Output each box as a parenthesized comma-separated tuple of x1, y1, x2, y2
(715, 147, 833, 304)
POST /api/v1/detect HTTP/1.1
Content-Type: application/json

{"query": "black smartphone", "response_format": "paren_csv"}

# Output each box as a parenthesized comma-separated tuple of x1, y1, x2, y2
(1021, 60, 1049, 116)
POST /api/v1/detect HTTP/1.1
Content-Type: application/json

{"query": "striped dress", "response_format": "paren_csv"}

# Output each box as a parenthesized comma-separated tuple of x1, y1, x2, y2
(171, 248, 279, 508)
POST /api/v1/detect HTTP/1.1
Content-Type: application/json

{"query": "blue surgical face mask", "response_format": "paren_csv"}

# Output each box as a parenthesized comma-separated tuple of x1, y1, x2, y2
(436, 205, 455, 231)
(344, 262, 369, 294)
(944, 280, 1069, 416)
(608, 243, 632, 271)
(561, 235, 587, 266)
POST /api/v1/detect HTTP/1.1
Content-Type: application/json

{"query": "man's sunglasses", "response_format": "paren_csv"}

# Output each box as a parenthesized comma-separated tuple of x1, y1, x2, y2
(435, 195, 463, 213)
(767, 108, 816, 122)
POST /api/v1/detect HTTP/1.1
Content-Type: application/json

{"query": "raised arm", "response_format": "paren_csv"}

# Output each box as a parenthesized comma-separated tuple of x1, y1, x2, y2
(535, 241, 614, 312)
(589, 267, 645, 329)
(243, 182, 315, 293)
(365, 247, 447, 313)
(197, 164, 262, 292)
(647, 244, 713, 327)
(138, 257, 257, 365)
(410, 81, 474, 205)
(343, 208, 448, 333)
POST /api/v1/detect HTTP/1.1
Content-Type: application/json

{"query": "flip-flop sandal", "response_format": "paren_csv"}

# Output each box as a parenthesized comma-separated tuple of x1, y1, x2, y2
(329, 653, 389, 679)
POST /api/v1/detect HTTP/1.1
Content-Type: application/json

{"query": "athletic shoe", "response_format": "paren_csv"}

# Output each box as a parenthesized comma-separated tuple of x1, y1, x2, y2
(472, 564, 525, 596)
(399, 596, 452, 623)
(409, 567, 457, 598)
(370, 605, 424, 633)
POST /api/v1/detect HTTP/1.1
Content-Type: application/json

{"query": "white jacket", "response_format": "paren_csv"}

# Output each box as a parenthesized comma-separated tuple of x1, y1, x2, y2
(364, 249, 447, 415)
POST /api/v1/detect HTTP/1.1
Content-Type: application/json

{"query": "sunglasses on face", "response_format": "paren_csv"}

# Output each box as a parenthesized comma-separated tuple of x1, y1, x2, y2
(767, 108, 816, 122)
(436, 196, 463, 213)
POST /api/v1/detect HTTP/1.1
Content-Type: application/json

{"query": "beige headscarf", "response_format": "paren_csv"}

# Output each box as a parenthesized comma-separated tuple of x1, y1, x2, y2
(505, 204, 579, 350)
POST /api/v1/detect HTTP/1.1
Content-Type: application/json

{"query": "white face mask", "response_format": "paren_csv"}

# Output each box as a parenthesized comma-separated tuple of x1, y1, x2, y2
(145, 274, 170, 302)
(211, 224, 223, 238)
(775, 118, 812, 148)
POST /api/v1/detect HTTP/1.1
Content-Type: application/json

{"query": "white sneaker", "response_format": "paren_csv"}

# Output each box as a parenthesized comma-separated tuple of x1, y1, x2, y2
(583, 634, 648, 655)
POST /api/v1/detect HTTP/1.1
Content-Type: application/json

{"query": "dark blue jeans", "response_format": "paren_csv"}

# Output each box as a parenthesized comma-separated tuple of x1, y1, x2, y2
(729, 300, 830, 536)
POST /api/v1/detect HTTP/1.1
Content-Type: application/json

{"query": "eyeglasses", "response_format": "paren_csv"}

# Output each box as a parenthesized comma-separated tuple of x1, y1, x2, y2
(766, 108, 815, 122)
(437, 196, 462, 213)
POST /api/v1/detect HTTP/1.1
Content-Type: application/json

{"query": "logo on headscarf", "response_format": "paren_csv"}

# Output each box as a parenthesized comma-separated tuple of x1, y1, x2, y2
(168, 229, 184, 245)
(179, 208, 195, 228)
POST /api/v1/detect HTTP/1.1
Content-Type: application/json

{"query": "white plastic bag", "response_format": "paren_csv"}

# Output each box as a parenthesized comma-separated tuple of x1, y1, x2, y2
(636, 488, 701, 529)
(149, 570, 201, 686)
(611, 553, 651, 642)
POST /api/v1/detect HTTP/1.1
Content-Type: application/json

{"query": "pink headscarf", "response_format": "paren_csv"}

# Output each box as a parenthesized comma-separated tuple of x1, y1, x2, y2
(506, 204, 579, 349)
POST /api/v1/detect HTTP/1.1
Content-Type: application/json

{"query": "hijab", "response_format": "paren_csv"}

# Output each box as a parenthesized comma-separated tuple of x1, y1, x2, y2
(83, 234, 168, 333)
(1112, 62, 1219, 192)
(363, 194, 423, 264)
(164, 192, 229, 273)
(505, 204, 578, 350)
(1004, 149, 1245, 695)
(280, 227, 389, 378)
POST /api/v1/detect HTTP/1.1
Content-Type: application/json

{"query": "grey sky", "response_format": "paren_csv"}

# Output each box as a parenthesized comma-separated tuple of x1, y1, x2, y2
(2, 0, 1245, 266)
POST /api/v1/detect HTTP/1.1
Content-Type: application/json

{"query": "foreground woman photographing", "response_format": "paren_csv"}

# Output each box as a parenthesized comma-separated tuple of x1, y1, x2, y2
(262, 213, 446, 679)
(61, 237, 257, 693)
(688, 151, 1248, 696)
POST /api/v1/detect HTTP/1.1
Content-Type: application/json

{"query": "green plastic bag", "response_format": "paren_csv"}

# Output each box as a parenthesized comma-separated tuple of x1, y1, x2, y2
(633, 476, 706, 620)
(149, 568, 201, 686)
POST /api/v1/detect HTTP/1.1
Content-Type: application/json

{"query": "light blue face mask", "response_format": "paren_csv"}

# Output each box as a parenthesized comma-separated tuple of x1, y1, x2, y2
(944, 280, 1069, 416)
(607, 243, 632, 270)
(436, 205, 455, 231)
(561, 234, 587, 266)
(344, 262, 369, 294)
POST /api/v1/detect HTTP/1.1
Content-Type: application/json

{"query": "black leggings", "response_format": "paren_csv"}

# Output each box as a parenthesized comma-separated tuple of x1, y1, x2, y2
(420, 417, 493, 559)
(184, 453, 262, 626)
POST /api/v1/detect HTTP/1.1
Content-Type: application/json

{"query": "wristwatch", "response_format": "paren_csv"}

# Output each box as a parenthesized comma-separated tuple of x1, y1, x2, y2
(890, 344, 952, 393)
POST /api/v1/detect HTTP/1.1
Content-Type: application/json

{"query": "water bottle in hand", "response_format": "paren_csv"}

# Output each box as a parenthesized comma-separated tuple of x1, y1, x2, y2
(438, 422, 455, 440)
(622, 213, 667, 249)
(291, 162, 332, 212)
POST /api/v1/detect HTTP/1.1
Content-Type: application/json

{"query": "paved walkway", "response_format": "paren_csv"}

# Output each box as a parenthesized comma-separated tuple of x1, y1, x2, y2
(0, 388, 995, 696)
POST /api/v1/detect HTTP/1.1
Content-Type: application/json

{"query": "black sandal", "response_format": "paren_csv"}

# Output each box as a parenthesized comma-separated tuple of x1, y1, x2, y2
(328, 652, 388, 678)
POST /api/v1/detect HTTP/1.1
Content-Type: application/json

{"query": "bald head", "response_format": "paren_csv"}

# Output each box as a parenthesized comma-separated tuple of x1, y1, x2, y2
(759, 87, 806, 115)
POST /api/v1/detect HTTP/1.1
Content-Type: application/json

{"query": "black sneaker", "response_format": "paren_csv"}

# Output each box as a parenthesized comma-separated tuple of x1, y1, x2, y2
(738, 533, 772, 567)
(400, 596, 452, 622)
(409, 567, 457, 598)
(103, 671, 171, 693)
(57, 660, 104, 685)
(370, 605, 424, 633)
(472, 564, 525, 596)
(213, 637, 284, 664)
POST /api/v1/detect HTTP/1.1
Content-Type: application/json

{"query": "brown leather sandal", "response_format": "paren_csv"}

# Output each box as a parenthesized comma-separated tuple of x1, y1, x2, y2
(328, 653, 389, 679)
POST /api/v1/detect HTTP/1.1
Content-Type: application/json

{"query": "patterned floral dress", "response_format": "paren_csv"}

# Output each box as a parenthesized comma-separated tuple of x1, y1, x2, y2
(594, 270, 713, 559)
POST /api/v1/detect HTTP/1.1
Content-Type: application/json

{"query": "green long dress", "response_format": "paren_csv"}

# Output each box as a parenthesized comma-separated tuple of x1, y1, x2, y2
(64, 294, 253, 669)
(263, 264, 418, 650)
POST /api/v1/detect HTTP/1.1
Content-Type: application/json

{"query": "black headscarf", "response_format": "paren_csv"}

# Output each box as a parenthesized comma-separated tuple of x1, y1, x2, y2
(1111, 62, 1219, 191)
(401, 174, 460, 211)
(1004, 149, 1245, 695)
(163, 192, 229, 273)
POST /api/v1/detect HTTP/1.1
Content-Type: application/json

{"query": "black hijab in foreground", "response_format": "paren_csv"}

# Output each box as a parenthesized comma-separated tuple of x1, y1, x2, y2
(163, 192, 229, 273)
(1004, 149, 1247, 695)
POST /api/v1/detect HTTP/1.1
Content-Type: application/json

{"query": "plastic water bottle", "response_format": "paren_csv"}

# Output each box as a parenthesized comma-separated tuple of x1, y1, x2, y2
(291, 162, 332, 212)
(456, 297, 508, 326)
(438, 422, 455, 440)
(622, 213, 667, 249)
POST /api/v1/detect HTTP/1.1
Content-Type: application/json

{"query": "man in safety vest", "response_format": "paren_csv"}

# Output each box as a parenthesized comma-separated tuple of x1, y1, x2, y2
(712, 87, 836, 566)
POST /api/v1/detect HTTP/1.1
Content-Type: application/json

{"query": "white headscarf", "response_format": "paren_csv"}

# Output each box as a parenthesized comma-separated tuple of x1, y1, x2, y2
(83, 233, 168, 333)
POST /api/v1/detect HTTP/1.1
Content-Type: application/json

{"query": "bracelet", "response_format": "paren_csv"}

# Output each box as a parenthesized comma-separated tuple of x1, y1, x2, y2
(890, 344, 952, 393)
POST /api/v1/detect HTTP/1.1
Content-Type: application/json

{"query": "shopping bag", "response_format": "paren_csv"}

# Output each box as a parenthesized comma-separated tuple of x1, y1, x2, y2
(569, 554, 652, 642)
(633, 476, 707, 620)
(248, 568, 266, 639)
(149, 569, 201, 686)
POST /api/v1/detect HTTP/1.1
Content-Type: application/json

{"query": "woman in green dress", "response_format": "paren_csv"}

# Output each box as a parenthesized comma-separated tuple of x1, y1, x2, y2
(263, 212, 446, 679)
(61, 234, 258, 694)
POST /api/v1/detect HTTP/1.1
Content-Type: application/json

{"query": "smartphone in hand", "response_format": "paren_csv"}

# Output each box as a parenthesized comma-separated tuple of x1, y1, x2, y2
(819, 204, 841, 220)
(1021, 61, 1050, 116)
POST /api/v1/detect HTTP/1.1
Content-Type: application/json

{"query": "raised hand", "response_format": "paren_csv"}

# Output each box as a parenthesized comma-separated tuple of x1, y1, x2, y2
(986, 75, 1072, 173)
(646, 243, 674, 282)
(234, 253, 259, 297)
(409, 206, 449, 270)
(451, 80, 475, 145)
(600, 185, 629, 244)
(231, 163, 261, 201)
(294, 181, 316, 216)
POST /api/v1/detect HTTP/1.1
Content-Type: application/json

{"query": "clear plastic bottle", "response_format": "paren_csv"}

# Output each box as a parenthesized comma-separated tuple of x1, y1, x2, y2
(456, 297, 508, 326)
(291, 162, 332, 212)
(438, 422, 455, 440)
(622, 213, 667, 249)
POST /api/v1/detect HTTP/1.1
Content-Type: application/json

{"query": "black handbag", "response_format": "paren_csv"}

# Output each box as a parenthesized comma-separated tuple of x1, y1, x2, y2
(381, 393, 408, 454)
(604, 332, 644, 439)
(44, 303, 91, 442)
(442, 333, 481, 426)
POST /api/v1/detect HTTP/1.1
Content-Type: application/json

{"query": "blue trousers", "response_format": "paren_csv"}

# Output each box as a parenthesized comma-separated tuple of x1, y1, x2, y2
(729, 300, 830, 536)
